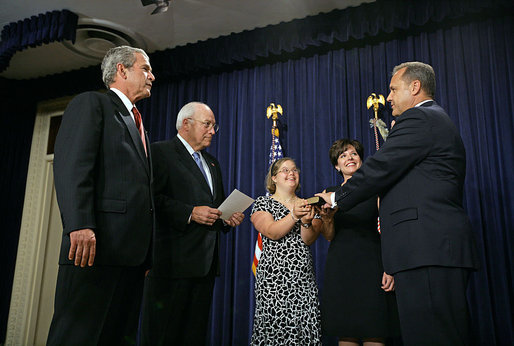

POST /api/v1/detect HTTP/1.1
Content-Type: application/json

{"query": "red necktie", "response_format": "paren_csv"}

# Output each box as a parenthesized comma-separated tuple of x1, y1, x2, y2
(132, 106, 147, 156)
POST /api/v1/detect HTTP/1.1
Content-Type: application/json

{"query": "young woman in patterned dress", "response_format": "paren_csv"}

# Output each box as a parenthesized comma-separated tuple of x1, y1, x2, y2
(250, 157, 323, 345)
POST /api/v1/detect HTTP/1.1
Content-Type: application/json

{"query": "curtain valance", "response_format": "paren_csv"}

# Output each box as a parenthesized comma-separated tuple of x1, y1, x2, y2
(0, 9, 78, 73)
(150, 0, 513, 80)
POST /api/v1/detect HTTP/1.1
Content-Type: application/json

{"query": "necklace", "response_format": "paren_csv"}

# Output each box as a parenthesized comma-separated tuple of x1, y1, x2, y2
(272, 194, 297, 205)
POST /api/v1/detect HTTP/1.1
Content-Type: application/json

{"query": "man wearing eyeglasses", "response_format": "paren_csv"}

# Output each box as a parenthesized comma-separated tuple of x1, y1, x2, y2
(140, 101, 244, 345)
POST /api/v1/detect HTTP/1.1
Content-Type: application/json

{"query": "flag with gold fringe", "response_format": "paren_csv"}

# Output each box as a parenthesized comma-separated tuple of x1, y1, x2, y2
(252, 104, 284, 276)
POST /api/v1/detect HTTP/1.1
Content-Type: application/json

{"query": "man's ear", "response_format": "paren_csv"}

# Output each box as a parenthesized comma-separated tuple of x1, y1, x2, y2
(182, 118, 190, 130)
(116, 63, 127, 79)
(411, 80, 421, 95)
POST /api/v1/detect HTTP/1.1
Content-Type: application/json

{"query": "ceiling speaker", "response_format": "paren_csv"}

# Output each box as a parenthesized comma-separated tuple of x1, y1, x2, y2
(63, 20, 146, 60)
(141, 0, 170, 15)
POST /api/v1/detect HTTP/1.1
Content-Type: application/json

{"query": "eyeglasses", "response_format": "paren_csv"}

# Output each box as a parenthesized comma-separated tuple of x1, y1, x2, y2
(188, 118, 219, 133)
(276, 167, 300, 175)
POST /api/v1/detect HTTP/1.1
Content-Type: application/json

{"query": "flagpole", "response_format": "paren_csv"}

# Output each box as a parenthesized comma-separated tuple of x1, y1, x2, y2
(252, 103, 284, 277)
(367, 93, 386, 233)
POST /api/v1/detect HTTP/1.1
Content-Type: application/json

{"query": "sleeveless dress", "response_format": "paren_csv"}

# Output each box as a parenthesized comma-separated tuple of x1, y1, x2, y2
(321, 187, 400, 338)
(250, 196, 322, 345)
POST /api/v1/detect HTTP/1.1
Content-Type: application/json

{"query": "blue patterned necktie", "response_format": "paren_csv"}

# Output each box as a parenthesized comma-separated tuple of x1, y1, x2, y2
(192, 152, 209, 183)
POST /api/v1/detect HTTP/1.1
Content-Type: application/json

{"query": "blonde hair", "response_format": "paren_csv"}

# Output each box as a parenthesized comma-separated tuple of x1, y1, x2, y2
(265, 157, 300, 194)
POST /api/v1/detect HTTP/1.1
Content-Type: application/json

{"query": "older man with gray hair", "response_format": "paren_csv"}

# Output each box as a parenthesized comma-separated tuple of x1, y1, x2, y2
(140, 101, 244, 345)
(48, 45, 155, 345)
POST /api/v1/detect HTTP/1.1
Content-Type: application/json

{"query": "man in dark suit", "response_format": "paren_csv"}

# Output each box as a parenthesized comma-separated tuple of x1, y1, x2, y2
(140, 101, 244, 345)
(317, 62, 479, 345)
(48, 46, 155, 345)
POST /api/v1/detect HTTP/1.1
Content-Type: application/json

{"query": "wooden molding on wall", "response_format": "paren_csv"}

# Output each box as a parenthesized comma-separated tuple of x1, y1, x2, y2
(6, 96, 71, 345)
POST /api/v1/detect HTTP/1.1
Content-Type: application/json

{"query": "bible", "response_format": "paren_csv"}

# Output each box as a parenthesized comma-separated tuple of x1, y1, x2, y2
(306, 196, 326, 206)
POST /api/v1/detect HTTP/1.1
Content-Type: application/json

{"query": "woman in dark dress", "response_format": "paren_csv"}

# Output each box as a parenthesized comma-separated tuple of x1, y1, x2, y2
(320, 139, 400, 346)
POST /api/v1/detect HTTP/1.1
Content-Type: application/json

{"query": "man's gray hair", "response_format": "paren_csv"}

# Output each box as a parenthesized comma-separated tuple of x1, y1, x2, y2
(176, 102, 207, 130)
(101, 46, 148, 88)
(393, 61, 436, 98)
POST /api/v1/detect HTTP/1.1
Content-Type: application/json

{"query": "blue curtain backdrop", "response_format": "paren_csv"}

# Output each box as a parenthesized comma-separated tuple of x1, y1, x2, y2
(136, 14, 514, 345)
(1, 0, 513, 344)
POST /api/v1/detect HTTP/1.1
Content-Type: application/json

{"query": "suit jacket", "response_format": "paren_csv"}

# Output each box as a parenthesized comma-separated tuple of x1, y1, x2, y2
(150, 136, 228, 278)
(53, 90, 154, 266)
(334, 101, 479, 274)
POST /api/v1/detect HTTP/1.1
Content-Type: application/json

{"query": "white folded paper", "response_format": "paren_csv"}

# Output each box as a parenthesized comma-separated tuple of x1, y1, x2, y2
(218, 189, 255, 220)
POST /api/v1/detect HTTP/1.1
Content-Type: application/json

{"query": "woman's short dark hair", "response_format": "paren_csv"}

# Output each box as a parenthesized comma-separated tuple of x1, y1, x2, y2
(329, 139, 364, 175)
(265, 157, 300, 194)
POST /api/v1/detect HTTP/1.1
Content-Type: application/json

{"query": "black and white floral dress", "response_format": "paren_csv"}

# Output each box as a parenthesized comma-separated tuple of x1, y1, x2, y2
(250, 196, 321, 346)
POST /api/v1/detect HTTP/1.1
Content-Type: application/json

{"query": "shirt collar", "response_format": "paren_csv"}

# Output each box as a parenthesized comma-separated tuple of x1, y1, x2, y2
(110, 88, 133, 113)
(177, 133, 196, 157)
(415, 99, 433, 108)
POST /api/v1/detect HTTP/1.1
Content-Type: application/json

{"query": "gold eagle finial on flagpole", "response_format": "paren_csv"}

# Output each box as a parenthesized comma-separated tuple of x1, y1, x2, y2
(366, 93, 385, 120)
(367, 93, 388, 142)
(266, 103, 283, 137)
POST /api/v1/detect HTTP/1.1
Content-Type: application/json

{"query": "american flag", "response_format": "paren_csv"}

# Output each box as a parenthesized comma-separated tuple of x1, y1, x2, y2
(252, 133, 283, 276)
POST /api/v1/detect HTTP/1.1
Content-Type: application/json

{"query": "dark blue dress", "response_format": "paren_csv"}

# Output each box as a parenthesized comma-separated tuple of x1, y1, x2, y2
(321, 187, 400, 338)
